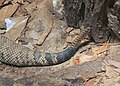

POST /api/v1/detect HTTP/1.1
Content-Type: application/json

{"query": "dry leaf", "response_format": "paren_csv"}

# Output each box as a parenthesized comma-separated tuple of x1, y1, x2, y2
(37, 23, 52, 45)
(0, 4, 19, 22)
(4, 16, 29, 41)
(69, 54, 93, 66)
(27, 7, 53, 45)
(92, 43, 108, 58)
(85, 79, 94, 86)
(107, 60, 120, 69)
(96, 43, 108, 54)
(78, 54, 93, 64)
(73, 56, 80, 65)
(105, 66, 119, 78)
(69, 43, 108, 66)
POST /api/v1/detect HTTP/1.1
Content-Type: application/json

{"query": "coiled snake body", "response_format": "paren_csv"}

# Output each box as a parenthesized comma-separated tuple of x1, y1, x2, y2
(0, 29, 87, 67)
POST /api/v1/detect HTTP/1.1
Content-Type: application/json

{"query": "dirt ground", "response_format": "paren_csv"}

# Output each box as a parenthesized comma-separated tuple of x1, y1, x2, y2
(0, 0, 120, 86)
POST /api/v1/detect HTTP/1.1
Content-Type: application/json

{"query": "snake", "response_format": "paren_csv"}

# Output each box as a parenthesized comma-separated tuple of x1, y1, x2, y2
(0, 29, 88, 67)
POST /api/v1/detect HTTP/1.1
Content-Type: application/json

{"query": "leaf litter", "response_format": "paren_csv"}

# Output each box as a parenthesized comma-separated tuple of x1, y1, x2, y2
(0, 0, 119, 86)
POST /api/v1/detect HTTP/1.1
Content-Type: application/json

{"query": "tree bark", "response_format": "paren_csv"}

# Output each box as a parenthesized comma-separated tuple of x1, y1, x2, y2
(64, 0, 120, 43)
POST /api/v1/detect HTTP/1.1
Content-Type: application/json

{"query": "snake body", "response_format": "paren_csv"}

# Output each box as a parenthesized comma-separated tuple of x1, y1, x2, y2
(0, 29, 87, 67)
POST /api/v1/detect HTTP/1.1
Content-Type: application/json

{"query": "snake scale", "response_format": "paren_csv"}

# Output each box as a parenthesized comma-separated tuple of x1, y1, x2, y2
(0, 29, 87, 67)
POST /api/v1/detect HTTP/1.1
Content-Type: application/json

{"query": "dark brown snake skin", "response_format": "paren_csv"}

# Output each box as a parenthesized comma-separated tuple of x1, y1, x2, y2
(0, 29, 87, 67)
